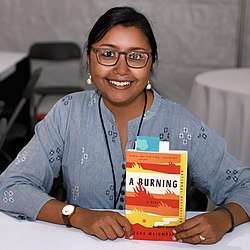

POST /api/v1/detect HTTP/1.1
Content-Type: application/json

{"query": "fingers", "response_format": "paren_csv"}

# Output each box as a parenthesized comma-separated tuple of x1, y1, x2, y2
(184, 234, 207, 244)
(172, 215, 211, 244)
(82, 210, 133, 241)
(115, 213, 133, 239)
(172, 211, 227, 244)
(92, 227, 109, 241)
(106, 213, 133, 240)
(97, 225, 120, 241)
(174, 215, 202, 232)
(173, 225, 203, 241)
(173, 231, 207, 244)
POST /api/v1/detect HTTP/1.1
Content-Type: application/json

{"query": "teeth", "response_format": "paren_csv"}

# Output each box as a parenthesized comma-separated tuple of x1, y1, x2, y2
(109, 80, 131, 87)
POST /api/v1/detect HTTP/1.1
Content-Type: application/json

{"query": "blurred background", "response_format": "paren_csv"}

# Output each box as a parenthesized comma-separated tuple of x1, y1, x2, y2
(0, 0, 249, 176)
(0, 0, 250, 210)
(0, 0, 249, 106)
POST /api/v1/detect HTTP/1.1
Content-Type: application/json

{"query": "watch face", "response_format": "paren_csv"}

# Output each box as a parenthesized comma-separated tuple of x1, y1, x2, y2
(62, 205, 75, 216)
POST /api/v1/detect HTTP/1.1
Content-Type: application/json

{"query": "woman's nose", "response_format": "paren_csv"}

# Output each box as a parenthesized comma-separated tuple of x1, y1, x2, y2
(113, 54, 130, 75)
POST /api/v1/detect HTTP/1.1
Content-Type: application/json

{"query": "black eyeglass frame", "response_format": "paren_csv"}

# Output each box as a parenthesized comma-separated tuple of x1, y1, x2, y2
(91, 47, 151, 69)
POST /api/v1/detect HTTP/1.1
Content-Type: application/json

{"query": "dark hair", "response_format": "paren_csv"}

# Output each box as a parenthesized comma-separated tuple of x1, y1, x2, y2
(86, 6, 158, 65)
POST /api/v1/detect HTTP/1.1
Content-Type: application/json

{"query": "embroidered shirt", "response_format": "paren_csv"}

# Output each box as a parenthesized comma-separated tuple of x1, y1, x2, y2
(0, 90, 250, 220)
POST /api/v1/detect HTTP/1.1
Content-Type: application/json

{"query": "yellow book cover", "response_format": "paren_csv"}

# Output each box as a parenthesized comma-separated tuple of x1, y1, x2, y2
(125, 150, 187, 241)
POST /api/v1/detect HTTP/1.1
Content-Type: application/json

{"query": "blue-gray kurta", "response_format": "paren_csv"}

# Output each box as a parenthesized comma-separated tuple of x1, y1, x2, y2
(0, 90, 249, 220)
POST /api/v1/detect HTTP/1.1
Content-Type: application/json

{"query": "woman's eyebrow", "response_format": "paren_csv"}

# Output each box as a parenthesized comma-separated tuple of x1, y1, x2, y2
(98, 44, 148, 51)
(129, 47, 147, 51)
(98, 44, 118, 49)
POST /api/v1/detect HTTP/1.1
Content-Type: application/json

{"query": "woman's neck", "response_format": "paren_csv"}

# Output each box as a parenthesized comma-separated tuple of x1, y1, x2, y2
(103, 90, 154, 122)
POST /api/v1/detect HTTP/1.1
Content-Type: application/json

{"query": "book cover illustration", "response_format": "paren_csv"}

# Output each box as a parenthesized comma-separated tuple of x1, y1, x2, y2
(125, 138, 187, 241)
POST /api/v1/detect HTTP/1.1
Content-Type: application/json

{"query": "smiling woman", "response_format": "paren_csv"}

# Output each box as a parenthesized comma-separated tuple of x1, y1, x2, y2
(88, 25, 153, 118)
(0, 6, 249, 245)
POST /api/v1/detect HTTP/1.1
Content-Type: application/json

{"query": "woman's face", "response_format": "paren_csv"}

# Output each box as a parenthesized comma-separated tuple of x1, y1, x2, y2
(88, 25, 152, 108)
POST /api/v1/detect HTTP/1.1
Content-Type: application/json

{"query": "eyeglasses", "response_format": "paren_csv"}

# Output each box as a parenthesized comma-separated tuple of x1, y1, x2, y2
(91, 47, 151, 68)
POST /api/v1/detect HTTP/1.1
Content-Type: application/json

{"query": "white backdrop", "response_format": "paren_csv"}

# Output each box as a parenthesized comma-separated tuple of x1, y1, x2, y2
(0, 0, 250, 106)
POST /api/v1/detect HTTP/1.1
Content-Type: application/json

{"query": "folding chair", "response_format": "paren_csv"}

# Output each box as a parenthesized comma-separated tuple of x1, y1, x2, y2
(0, 68, 42, 166)
(29, 42, 83, 116)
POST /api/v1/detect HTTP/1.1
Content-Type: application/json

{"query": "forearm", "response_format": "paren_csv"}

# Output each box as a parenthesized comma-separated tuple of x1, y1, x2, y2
(223, 203, 249, 229)
(172, 201, 249, 244)
(37, 199, 69, 225)
(37, 199, 90, 228)
(37, 199, 133, 240)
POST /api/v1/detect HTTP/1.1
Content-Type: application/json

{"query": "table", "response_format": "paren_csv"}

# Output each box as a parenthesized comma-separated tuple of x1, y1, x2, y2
(0, 51, 30, 121)
(0, 51, 31, 168)
(0, 51, 27, 81)
(0, 211, 249, 250)
(188, 68, 250, 166)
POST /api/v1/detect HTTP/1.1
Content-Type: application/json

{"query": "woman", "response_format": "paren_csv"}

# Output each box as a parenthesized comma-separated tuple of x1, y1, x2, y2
(0, 6, 249, 244)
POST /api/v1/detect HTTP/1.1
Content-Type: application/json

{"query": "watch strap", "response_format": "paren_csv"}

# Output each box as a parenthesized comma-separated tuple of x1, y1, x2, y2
(62, 205, 79, 227)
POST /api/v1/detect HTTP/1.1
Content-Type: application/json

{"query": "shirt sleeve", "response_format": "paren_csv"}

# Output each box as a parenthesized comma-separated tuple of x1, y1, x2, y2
(188, 118, 250, 216)
(0, 97, 70, 221)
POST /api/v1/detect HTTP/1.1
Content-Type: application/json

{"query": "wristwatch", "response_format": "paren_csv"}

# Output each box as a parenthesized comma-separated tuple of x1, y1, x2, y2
(61, 204, 79, 227)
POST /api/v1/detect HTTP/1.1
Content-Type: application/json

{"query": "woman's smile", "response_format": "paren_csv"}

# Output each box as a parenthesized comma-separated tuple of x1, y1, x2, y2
(109, 80, 132, 87)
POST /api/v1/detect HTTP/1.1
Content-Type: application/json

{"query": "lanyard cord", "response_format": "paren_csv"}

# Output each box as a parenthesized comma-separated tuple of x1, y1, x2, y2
(98, 89, 148, 209)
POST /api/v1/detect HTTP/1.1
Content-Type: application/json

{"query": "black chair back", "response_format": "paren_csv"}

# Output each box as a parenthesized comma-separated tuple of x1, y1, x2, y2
(29, 42, 81, 60)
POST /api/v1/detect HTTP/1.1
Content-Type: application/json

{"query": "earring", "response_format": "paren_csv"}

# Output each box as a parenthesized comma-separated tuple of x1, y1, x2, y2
(146, 81, 151, 90)
(87, 73, 92, 85)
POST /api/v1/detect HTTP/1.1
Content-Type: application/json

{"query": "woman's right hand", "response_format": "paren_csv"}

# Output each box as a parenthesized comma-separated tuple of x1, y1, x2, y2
(71, 207, 133, 240)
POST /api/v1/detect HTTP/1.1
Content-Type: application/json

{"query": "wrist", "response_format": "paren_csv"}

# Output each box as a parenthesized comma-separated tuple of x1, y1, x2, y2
(70, 206, 91, 229)
(61, 204, 79, 227)
(214, 206, 235, 233)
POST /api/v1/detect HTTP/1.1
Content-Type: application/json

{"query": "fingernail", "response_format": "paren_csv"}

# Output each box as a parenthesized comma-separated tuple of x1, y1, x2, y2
(172, 229, 176, 234)
(178, 239, 183, 243)
(129, 235, 134, 240)
(172, 236, 176, 241)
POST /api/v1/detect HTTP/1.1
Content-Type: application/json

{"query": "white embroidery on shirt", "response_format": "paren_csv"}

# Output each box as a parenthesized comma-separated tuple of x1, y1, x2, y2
(88, 97, 97, 106)
(179, 127, 192, 145)
(71, 186, 79, 201)
(197, 126, 208, 140)
(226, 170, 239, 182)
(3, 190, 15, 203)
(106, 185, 114, 201)
(62, 95, 73, 106)
(81, 147, 89, 164)
(48, 148, 62, 163)
(15, 151, 27, 165)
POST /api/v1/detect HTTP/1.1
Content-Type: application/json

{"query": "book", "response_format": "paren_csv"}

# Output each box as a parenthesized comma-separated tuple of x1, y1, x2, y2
(125, 137, 187, 241)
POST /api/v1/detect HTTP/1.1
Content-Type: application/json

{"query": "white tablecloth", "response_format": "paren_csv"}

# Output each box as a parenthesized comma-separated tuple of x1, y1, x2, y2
(0, 211, 249, 250)
(188, 68, 250, 166)
(0, 51, 27, 81)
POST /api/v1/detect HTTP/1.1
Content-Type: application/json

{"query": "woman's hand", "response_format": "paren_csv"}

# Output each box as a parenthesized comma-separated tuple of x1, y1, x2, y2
(37, 200, 247, 243)
(172, 209, 232, 244)
(71, 208, 133, 240)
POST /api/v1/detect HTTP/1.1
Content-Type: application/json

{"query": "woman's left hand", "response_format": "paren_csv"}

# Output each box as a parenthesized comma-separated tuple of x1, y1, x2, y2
(172, 210, 231, 244)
